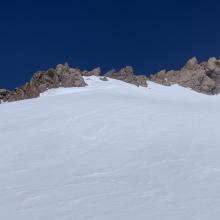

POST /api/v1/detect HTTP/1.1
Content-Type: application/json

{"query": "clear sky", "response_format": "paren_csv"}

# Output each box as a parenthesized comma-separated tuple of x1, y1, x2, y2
(1, 0, 220, 89)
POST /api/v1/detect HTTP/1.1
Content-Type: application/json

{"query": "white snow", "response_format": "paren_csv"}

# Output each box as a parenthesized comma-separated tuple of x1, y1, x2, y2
(0, 76, 220, 220)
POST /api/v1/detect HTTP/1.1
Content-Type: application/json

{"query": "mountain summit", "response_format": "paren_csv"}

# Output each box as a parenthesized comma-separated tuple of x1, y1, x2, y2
(150, 57, 220, 94)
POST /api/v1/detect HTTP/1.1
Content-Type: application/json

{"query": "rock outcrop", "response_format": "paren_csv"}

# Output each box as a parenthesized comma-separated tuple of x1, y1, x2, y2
(82, 67, 101, 77)
(105, 66, 148, 87)
(149, 57, 220, 94)
(1, 63, 148, 104)
(0, 89, 10, 103)
(2, 63, 87, 103)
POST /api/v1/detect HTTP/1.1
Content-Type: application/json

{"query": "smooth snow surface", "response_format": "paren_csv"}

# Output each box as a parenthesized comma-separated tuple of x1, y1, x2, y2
(1, 76, 220, 220)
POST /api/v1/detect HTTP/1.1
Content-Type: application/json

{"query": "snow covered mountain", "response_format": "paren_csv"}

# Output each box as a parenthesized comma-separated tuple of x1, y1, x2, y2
(0, 76, 220, 220)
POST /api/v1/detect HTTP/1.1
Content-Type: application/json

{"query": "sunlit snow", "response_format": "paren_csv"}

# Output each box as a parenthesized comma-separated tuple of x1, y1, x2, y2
(0, 76, 220, 220)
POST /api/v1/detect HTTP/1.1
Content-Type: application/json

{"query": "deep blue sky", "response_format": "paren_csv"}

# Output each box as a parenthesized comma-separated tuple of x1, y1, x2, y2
(1, 0, 220, 89)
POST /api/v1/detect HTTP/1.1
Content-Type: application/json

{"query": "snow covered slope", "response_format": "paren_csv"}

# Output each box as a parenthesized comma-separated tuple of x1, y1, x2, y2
(1, 76, 220, 220)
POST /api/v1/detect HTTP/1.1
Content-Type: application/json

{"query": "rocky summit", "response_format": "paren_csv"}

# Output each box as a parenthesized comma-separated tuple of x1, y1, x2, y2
(1, 57, 220, 103)
(149, 57, 220, 94)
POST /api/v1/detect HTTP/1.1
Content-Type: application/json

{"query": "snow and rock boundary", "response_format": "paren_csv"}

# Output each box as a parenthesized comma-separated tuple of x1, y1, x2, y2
(2, 57, 220, 103)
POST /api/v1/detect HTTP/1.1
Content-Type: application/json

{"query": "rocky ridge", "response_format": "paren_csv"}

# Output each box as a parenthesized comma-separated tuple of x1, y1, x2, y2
(0, 64, 147, 103)
(0, 63, 86, 103)
(149, 57, 220, 94)
(1, 57, 220, 103)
